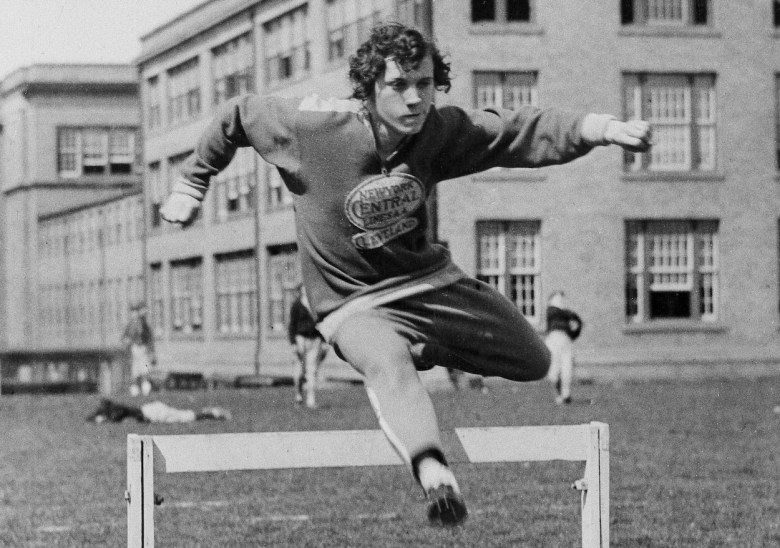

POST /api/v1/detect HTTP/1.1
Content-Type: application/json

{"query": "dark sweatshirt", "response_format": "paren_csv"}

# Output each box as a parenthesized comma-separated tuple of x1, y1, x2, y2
(174, 94, 609, 321)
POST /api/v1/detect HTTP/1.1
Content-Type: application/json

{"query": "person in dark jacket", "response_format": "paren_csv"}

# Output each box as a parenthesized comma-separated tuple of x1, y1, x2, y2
(288, 285, 327, 408)
(121, 303, 156, 396)
(545, 291, 583, 404)
(160, 22, 650, 527)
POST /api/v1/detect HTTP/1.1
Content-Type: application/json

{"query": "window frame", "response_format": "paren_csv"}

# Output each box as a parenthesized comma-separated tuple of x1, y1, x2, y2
(775, 73, 780, 172)
(214, 147, 257, 222)
(215, 250, 258, 336)
(266, 164, 294, 211)
(266, 244, 300, 336)
(57, 126, 140, 178)
(474, 71, 539, 110)
(471, 0, 533, 24)
(775, 1, 780, 28)
(263, 6, 311, 87)
(326, 0, 384, 62)
(625, 219, 719, 324)
(146, 75, 162, 130)
(623, 72, 717, 173)
(621, 0, 710, 27)
(166, 57, 201, 126)
(212, 32, 255, 106)
(169, 257, 204, 337)
(149, 263, 165, 338)
(475, 220, 542, 324)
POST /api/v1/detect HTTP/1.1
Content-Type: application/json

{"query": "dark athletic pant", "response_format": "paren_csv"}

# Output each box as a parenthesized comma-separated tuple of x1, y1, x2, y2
(332, 277, 550, 471)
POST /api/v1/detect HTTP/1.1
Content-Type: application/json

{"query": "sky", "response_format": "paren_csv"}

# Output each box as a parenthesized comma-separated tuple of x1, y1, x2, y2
(0, 0, 206, 81)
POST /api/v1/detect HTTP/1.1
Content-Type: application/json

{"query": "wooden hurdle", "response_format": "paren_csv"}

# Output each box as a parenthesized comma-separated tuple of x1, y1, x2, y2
(127, 422, 609, 547)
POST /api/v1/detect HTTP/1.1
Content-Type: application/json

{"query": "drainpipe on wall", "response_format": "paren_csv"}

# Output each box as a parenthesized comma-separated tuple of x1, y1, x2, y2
(421, 0, 438, 244)
(250, 6, 262, 377)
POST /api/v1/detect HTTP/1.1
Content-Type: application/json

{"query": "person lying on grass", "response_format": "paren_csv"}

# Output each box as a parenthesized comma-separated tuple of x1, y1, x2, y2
(86, 398, 231, 424)
(160, 21, 651, 527)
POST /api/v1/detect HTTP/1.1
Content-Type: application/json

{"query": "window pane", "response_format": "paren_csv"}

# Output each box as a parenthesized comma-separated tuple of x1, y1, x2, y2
(212, 33, 254, 105)
(625, 220, 718, 322)
(472, 0, 495, 21)
(624, 73, 716, 172)
(267, 246, 300, 333)
(215, 251, 257, 334)
(264, 6, 309, 85)
(170, 258, 203, 334)
(149, 264, 164, 336)
(646, 0, 685, 24)
(168, 58, 200, 124)
(475, 72, 537, 110)
(476, 221, 540, 322)
(506, 0, 530, 21)
(58, 128, 79, 176)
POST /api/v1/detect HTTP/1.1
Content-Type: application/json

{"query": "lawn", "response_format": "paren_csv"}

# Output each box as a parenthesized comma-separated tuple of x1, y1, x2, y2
(1, 376, 779, 547)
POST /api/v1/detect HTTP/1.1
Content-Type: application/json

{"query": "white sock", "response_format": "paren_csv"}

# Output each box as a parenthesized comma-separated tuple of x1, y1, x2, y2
(417, 458, 460, 494)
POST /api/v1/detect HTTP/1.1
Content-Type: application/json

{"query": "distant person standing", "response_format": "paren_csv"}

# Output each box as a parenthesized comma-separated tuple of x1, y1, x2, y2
(288, 285, 327, 408)
(545, 291, 583, 404)
(122, 303, 156, 396)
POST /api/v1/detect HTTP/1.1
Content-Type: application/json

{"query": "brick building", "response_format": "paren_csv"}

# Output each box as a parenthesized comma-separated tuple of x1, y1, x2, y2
(135, 0, 780, 378)
(0, 64, 142, 390)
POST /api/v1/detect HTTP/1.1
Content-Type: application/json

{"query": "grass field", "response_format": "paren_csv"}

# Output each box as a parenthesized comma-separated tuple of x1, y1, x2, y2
(1, 375, 779, 547)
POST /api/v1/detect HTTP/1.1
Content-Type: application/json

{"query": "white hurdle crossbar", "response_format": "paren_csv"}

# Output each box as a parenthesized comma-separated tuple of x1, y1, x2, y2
(127, 422, 609, 547)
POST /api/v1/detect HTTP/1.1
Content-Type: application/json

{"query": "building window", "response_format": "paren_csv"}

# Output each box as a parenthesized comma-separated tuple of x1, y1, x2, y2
(474, 71, 538, 109)
(147, 162, 163, 228)
(326, 0, 384, 62)
(267, 165, 293, 210)
(775, 1, 780, 27)
(267, 245, 300, 335)
(264, 6, 310, 86)
(476, 221, 541, 323)
(471, 0, 531, 23)
(167, 57, 201, 125)
(623, 73, 716, 172)
(397, 0, 427, 28)
(621, 0, 709, 26)
(147, 76, 162, 130)
(109, 130, 136, 174)
(776, 74, 780, 171)
(170, 258, 203, 335)
(57, 127, 139, 178)
(212, 33, 255, 105)
(626, 220, 719, 323)
(149, 263, 164, 337)
(214, 147, 257, 221)
(215, 251, 257, 335)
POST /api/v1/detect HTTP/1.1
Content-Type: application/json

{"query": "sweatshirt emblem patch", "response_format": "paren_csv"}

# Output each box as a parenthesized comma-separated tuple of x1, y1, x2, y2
(345, 173, 425, 249)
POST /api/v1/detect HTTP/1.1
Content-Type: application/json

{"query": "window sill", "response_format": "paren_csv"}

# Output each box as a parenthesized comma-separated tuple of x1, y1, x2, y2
(214, 211, 254, 223)
(264, 73, 311, 93)
(623, 320, 726, 334)
(618, 26, 721, 39)
(469, 22, 543, 36)
(264, 204, 295, 213)
(621, 171, 726, 183)
(216, 332, 256, 340)
(169, 332, 204, 341)
(472, 168, 547, 182)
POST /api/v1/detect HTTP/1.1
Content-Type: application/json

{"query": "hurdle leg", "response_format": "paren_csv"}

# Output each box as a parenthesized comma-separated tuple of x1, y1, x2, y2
(578, 422, 609, 547)
(127, 435, 142, 547)
(127, 435, 156, 547)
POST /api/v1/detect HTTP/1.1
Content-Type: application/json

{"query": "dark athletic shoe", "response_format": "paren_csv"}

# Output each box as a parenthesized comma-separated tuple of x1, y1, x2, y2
(426, 485, 468, 527)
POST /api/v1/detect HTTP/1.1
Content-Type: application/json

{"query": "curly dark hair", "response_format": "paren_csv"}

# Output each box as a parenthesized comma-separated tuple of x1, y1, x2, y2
(348, 22, 451, 100)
